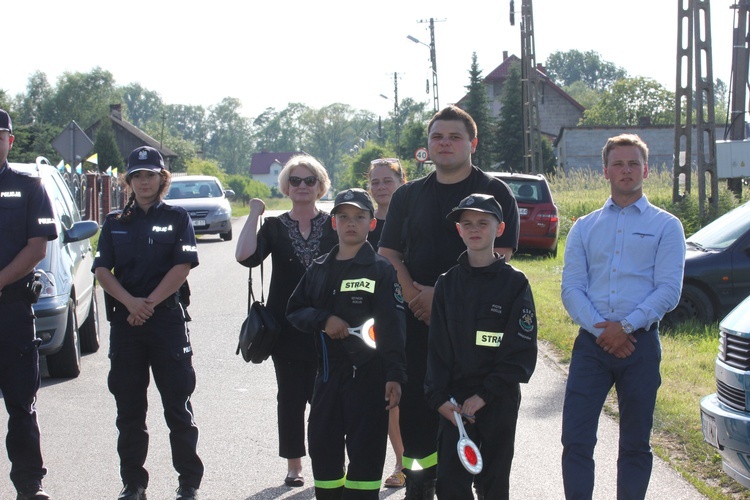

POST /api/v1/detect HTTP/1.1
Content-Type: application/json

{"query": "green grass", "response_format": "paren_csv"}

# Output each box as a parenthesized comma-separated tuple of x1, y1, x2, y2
(512, 168, 750, 499)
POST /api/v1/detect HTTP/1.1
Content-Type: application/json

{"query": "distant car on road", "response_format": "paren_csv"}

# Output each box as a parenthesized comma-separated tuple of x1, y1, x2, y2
(489, 172, 559, 257)
(164, 175, 235, 241)
(700, 294, 750, 488)
(665, 200, 750, 325)
(9, 157, 100, 378)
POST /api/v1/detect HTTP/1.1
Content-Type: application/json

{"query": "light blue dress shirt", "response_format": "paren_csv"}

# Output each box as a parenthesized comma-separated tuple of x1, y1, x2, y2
(561, 195, 686, 336)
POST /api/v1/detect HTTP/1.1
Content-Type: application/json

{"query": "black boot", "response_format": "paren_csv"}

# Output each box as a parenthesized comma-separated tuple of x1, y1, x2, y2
(314, 486, 343, 500)
(404, 470, 424, 500)
(422, 466, 436, 500)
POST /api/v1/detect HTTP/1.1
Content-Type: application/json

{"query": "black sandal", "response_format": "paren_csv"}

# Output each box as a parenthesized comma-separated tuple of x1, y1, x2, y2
(284, 475, 304, 487)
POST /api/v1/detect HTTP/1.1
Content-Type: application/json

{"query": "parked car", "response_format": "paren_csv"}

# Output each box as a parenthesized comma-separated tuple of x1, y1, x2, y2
(665, 200, 750, 325)
(489, 172, 559, 257)
(164, 175, 235, 241)
(700, 294, 750, 488)
(9, 157, 100, 378)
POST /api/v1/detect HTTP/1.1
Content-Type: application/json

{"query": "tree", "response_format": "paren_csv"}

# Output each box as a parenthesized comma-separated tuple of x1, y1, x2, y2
(252, 103, 308, 152)
(582, 77, 674, 126)
(164, 104, 207, 147)
(185, 157, 225, 181)
(7, 123, 61, 164)
(299, 103, 365, 190)
(204, 97, 253, 175)
(93, 123, 123, 172)
(42, 67, 121, 128)
(494, 62, 524, 171)
(561, 81, 601, 110)
(545, 50, 627, 91)
(121, 83, 164, 127)
(460, 52, 495, 170)
(17, 71, 53, 125)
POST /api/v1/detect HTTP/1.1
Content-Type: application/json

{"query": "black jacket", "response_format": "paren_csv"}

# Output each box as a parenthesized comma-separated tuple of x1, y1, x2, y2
(425, 252, 537, 410)
(286, 242, 407, 384)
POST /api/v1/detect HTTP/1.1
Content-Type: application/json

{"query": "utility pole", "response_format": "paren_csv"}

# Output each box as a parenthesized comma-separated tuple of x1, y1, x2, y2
(511, 0, 543, 174)
(726, 0, 749, 198)
(393, 72, 401, 152)
(415, 18, 445, 112)
(673, 0, 718, 219)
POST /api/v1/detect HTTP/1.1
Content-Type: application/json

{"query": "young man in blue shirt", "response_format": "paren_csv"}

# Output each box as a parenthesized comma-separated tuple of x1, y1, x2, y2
(561, 134, 686, 499)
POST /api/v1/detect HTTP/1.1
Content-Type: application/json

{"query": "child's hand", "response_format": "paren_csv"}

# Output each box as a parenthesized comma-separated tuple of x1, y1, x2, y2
(438, 400, 463, 425)
(323, 315, 349, 340)
(384, 381, 401, 410)
(460, 395, 486, 424)
(409, 282, 434, 325)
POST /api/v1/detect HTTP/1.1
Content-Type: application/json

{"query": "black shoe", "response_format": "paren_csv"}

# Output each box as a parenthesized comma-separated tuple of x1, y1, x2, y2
(16, 485, 51, 500)
(175, 485, 198, 500)
(118, 484, 147, 500)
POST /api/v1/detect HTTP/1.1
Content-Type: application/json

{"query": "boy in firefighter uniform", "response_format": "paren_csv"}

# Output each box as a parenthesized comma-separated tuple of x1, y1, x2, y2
(425, 194, 537, 500)
(287, 188, 406, 499)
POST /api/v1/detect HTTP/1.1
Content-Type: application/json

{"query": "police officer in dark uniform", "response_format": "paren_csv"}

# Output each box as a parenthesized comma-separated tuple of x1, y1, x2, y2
(93, 146, 203, 500)
(0, 109, 57, 500)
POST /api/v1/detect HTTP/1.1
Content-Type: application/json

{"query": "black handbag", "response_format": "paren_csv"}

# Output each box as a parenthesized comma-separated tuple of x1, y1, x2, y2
(236, 253, 280, 364)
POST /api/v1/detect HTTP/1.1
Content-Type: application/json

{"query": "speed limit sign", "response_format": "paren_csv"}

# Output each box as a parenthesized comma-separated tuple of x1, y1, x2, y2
(414, 147, 429, 162)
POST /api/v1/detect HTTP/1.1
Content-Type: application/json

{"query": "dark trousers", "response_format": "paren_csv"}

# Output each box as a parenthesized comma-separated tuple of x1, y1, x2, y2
(436, 386, 520, 500)
(308, 358, 389, 499)
(0, 303, 46, 490)
(107, 307, 203, 489)
(562, 327, 661, 500)
(400, 313, 439, 471)
(271, 354, 316, 459)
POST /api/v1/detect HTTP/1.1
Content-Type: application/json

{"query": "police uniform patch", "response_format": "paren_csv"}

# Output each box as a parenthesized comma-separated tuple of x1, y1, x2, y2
(519, 308, 535, 333)
(393, 282, 404, 303)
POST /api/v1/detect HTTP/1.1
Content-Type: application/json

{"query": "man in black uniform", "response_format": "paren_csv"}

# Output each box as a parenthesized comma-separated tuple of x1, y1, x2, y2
(378, 105, 519, 499)
(0, 109, 57, 500)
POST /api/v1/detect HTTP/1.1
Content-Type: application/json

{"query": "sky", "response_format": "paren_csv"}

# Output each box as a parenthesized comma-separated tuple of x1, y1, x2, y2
(5, 0, 739, 121)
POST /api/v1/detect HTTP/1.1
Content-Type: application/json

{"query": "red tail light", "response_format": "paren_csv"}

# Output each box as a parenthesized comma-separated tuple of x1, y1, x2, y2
(535, 210, 558, 223)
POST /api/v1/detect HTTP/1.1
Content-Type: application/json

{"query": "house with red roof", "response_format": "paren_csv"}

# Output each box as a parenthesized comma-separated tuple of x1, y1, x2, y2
(458, 52, 585, 142)
(249, 151, 306, 190)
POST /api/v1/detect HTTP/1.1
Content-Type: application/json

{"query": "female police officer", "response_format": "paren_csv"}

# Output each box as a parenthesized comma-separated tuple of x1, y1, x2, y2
(93, 146, 203, 500)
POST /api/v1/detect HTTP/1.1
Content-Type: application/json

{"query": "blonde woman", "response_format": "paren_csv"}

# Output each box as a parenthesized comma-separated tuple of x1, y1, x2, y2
(236, 154, 337, 487)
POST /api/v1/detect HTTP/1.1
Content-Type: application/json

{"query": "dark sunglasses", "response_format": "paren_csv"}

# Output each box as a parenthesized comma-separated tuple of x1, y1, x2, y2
(289, 175, 318, 187)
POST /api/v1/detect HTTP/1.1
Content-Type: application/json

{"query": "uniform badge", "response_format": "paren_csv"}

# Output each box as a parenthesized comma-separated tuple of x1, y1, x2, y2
(344, 190, 354, 200)
(519, 308, 535, 333)
(138, 149, 149, 160)
(393, 282, 404, 303)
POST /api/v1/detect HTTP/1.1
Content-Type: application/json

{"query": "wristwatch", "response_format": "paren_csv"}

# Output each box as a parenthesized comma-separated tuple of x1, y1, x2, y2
(620, 320, 635, 335)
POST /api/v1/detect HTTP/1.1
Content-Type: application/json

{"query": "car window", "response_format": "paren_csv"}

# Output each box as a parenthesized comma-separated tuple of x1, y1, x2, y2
(167, 180, 222, 199)
(688, 203, 750, 250)
(42, 171, 80, 230)
(505, 180, 543, 202)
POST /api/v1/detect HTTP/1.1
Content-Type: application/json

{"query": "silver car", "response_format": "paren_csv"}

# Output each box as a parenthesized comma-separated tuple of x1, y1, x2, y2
(164, 175, 235, 241)
(9, 157, 100, 378)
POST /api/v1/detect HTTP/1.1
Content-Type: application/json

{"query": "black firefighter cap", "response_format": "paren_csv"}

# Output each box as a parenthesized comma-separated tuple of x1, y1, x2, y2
(446, 193, 504, 224)
(126, 146, 165, 176)
(0, 109, 12, 133)
(332, 188, 375, 217)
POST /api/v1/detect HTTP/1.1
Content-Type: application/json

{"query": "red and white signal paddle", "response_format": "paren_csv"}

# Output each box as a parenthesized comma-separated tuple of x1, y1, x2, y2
(450, 397, 483, 474)
(347, 318, 376, 349)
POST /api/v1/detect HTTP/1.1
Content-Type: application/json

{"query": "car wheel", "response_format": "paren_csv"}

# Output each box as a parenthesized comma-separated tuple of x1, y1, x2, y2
(664, 284, 715, 325)
(80, 291, 100, 353)
(46, 299, 82, 378)
(221, 228, 233, 241)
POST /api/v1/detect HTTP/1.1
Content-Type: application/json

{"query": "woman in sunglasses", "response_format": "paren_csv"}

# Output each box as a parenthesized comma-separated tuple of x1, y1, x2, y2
(367, 158, 408, 488)
(236, 154, 337, 488)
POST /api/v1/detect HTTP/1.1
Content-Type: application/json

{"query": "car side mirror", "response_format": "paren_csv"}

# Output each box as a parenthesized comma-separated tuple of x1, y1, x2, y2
(63, 220, 99, 244)
(224, 189, 236, 200)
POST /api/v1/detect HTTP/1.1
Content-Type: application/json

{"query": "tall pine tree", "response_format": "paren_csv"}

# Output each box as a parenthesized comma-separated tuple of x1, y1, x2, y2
(495, 62, 524, 172)
(94, 123, 124, 173)
(460, 53, 494, 170)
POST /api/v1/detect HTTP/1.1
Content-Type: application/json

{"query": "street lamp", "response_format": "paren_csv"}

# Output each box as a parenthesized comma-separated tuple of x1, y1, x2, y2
(407, 30, 439, 112)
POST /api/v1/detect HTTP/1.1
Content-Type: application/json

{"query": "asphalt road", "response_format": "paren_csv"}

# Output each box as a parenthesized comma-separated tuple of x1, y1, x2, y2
(0, 211, 706, 499)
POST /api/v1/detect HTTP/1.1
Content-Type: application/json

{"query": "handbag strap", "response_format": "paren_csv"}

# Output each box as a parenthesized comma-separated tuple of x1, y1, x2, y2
(248, 215, 267, 314)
